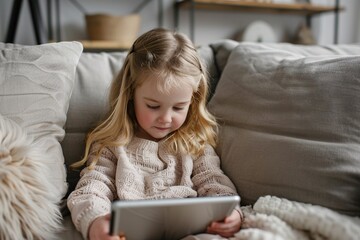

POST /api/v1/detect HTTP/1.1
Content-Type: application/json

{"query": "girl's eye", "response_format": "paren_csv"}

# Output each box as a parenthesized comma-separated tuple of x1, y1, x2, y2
(173, 107, 184, 111)
(147, 105, 159, 109)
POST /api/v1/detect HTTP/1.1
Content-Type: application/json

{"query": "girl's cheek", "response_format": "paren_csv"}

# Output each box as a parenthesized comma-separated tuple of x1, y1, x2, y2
(178, 115, 188, 128)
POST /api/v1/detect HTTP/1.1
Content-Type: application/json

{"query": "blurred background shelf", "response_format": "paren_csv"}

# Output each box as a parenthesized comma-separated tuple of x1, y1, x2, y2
(175, 0, 340, 15)
(175, 0, 343, 43)
(5, 0, 164, 48)
(79, 40, 130, 52)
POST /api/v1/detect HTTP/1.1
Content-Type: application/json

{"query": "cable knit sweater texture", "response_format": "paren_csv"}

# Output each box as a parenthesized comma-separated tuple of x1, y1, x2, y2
(67, 137, 238, 239)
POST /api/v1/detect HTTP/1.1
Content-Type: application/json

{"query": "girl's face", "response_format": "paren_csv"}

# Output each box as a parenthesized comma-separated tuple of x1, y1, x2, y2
(134, 76, 193, 141)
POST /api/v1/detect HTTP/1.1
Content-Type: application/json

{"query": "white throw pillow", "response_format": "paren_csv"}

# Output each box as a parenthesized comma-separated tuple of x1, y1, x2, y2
(0, 41, 83, 200)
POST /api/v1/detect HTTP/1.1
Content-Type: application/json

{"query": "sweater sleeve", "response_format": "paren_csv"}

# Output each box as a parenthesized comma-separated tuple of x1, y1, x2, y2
(67, 144, 118, 239)
(192, 144, 239, 198)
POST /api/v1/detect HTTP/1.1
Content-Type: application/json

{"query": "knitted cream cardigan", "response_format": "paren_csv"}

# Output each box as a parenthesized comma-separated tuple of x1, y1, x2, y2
(68, 137, 238, 239)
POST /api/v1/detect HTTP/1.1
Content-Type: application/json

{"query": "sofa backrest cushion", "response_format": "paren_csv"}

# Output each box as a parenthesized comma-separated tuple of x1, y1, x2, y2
(61, 51, 126, 192)
(208, 42, 360, 216)
(210, 39, 360, 78)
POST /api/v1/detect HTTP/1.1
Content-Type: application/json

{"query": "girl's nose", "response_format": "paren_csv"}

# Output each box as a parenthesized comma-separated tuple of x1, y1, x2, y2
(158, 110, 172, 123)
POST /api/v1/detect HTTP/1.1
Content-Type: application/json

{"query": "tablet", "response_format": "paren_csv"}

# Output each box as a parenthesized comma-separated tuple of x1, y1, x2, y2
(109, 195, 240, 240)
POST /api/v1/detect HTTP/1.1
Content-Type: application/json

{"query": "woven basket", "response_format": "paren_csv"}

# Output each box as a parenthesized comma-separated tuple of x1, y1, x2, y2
(85, 14, 141, 48)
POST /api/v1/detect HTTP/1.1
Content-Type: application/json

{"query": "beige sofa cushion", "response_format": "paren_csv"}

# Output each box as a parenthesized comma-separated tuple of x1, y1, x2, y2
(0, 41, 83, 199)
(210, 40, 360, 76)
(62, 51, 127, 194)
(208, 42, 360, 216)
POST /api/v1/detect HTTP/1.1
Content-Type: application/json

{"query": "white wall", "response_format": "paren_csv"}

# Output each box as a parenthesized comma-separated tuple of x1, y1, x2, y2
(1, 0, 359, 46)
(312, 0, 360, 44)
(358, 7, 360, 42)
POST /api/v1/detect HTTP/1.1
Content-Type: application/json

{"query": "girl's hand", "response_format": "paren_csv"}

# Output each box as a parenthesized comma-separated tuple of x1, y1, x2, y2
(206, 209, 243, 238)
(88, 214, 123, 240)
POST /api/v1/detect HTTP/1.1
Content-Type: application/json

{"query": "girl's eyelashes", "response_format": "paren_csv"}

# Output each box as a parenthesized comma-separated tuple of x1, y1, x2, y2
(146, 104, 184, 111)
(146, 104, 159, 109)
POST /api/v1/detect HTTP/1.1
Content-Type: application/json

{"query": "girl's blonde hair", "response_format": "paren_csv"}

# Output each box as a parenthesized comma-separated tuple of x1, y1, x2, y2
(72, 28, 218, 169)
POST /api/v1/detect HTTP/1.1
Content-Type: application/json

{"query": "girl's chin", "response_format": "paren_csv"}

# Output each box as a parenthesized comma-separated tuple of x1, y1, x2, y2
(136, 132, 165, 141)
(148, 133, 168, 141)
(136, 128, 175, 141)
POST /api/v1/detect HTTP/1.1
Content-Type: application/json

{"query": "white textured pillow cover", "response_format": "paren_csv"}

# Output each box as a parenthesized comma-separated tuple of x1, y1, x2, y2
(208, 43, 360, 216)
(0, 41, 83, 200)
(0, 116, 62, 240)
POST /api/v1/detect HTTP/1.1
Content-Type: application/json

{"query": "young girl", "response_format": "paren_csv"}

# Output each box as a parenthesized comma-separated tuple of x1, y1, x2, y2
(68, 28, 243, 240)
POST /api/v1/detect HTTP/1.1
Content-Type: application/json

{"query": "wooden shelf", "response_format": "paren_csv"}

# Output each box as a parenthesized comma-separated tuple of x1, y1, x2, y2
(175, 0, 343, 43)
(176, 0, 342, 15)
(79, 40, 130, 51)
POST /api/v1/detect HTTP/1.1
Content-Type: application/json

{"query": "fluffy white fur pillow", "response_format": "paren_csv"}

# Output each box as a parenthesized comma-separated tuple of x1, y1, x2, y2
(0, 116, 62, 240)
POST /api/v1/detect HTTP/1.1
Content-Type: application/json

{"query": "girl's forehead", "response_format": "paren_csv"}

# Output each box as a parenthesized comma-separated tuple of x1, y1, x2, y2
(136, 71, 199, 93)
(137, 76, 192, 95)
(135, 77, 194, 103)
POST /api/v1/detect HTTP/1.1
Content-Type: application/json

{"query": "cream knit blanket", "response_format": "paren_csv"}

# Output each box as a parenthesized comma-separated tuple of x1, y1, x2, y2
(237, 195, 360, 240)
(185, 195, 360, 240)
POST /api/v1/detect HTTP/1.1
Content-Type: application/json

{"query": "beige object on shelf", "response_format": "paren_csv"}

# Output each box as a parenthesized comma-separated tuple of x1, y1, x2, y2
(292, 23, 317, 45)
(85, 14, 141, 49)
(240, 20, 277, 42)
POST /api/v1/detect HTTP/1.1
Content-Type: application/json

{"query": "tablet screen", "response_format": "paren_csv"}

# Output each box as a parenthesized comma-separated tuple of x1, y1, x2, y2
(110, 195, 240, 240)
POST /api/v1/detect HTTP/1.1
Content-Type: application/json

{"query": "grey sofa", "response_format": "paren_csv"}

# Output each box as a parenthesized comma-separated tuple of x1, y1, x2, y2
(1, 39, 360, 239)
(56, 40, 360, 239)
